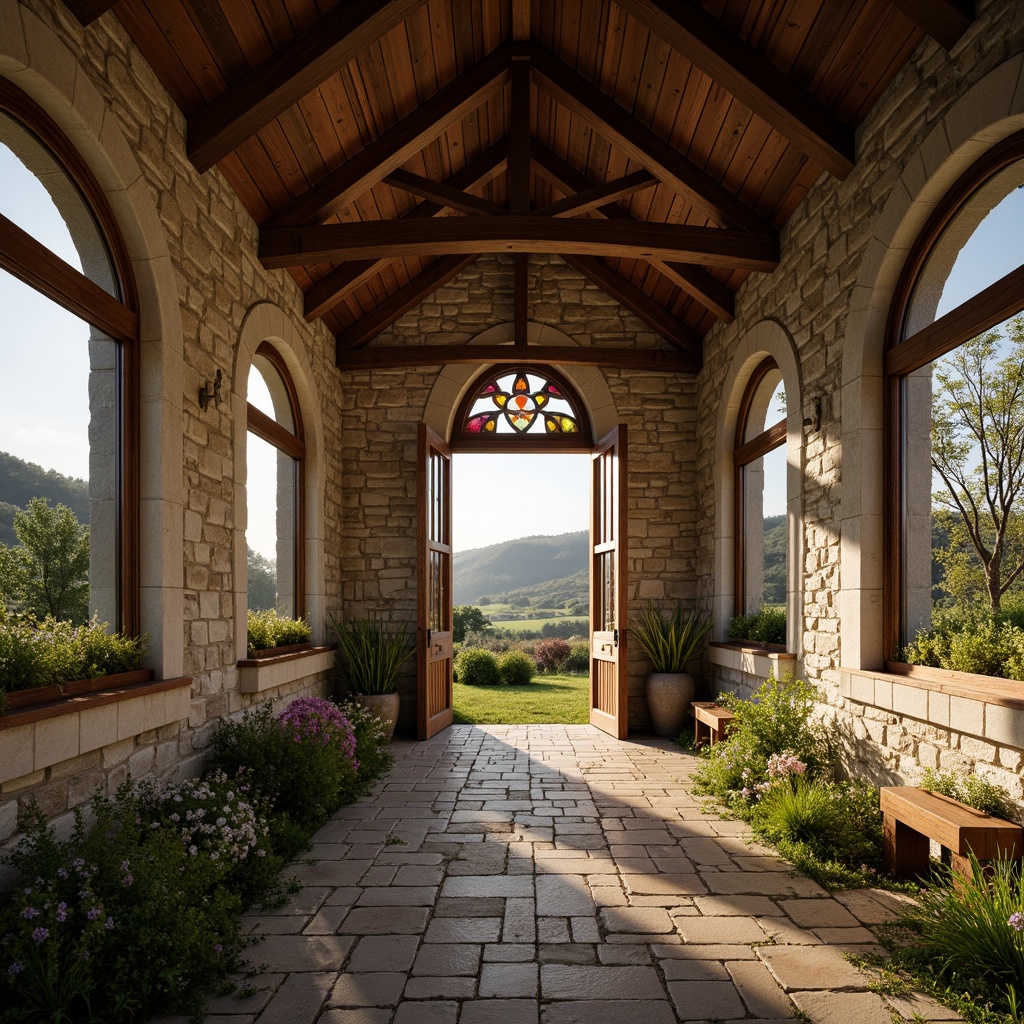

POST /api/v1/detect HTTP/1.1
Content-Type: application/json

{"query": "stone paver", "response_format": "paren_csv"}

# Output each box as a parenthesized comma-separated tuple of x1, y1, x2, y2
(219, 725, 961, 1023)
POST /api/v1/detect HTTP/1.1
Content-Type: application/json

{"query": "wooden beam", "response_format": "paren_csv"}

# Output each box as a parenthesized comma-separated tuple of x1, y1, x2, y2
(533, 170, 658, 217)
(265, 44, 515, 228)
(508, 58, 532, 215)
(336, 343, 700, 373)
(890, 0, 974, 50)
(64, 0, 117, 25)
(561, 253, 701, 360)
(532, 142, 735, 322)
(512, 0, 531, 41)
(613, 0, 855, 179)
(383, 169, 505, 215)
(187, 0, 431, 171)
(335, 254, 479, 357)
(530, 44, 772, 235)
(262, 216, 779, 270)
(0, 212, 138, 344)
(303, 143, 507, 320)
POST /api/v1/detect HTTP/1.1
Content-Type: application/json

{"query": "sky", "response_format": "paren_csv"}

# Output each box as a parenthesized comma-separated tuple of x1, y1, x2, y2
(3, 139, 1022, 558)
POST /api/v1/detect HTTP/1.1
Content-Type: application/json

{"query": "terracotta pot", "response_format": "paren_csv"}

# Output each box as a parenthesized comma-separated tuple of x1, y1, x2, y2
(354, 691, 400, 743)
(645, 671, 696, 737)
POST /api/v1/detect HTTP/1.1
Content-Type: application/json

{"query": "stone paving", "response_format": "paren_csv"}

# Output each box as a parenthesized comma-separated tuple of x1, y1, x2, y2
(161, 725, 963, 1024)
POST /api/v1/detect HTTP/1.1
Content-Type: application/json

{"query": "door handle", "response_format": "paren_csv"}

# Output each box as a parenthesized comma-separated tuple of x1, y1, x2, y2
(613, 628, 619, 648)
(601, 642, 613, 653)
(426, 628, 431, 648)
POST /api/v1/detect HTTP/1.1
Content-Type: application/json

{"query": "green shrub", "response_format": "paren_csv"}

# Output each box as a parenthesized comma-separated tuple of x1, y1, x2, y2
(339, 698, 395, 794)
(728, 607, 787, 645)
(692, 676, 832, 808)
(499, 650, 535, 685)
(0, 612, 145, 692)
(920, 768, 1022, 824)
(246, 608, 312, 654)
(894, 855, 1024, 1017)
(455, 648, 501, 686)
(902, 602, 1024, 681)
(564, 640, 590, 674)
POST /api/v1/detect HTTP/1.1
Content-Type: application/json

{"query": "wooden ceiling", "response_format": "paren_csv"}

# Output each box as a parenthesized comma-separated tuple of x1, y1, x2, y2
(72, 0, 974, 372)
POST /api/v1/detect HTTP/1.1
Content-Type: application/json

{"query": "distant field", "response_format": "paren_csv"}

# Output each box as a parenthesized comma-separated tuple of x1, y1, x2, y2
(453, 672, 589, 724)
(493, 616, 589, 634)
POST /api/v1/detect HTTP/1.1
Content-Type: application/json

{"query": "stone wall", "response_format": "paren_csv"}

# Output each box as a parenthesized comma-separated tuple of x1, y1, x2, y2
(697, 0, 1024, 805)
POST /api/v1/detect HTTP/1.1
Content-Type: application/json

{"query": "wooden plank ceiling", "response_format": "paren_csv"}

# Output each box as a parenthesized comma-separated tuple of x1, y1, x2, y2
(98, 0, 973, 372)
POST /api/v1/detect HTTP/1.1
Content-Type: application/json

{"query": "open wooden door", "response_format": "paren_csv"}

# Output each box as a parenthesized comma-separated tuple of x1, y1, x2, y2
(590, 424, 628, 738)
(417, 424, 454, 739)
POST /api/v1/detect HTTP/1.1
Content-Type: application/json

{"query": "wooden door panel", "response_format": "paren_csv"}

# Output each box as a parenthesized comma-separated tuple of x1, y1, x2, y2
(590, 425, 628, 738)
(418, 424, 453, 740)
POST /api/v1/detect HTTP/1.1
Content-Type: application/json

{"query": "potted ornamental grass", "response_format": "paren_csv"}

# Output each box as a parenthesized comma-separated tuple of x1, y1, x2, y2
(632, 601, 713, 736)
(328, 612, 414, 742)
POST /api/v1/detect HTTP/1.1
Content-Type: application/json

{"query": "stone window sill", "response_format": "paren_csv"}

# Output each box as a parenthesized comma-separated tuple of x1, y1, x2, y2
(0, 676, 192, 785)
(840, 664, 1024, 746)
(236, 645, 335, 694)
(709, 641, 796, 678)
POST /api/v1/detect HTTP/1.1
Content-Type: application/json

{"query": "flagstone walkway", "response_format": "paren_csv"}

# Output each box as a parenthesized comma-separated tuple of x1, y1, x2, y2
(176, 725, 961, 1024)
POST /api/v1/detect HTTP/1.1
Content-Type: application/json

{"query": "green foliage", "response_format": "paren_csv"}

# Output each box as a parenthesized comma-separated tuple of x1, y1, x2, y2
(338, 699, 395, 794)
(761, 514, 787, 605)
(0, 611, 145, 692)
(894, 855, 1024, 1017)
(499, 649, 535, 685)
(728, 606, 787, 645)
(329, 612, 413, 694)
(930, 319, 1024, 611)
(692, 676, 832, 808)
(246, 608, 312, 654)
(631, 601, 713, 672)
(211, 702, 355, 845)
(901, 602, 1024, 681)
(0, 451, 89, 547)
(920, 768, 1022, 824)
(564, 640, 590, 674)
(0, 498, 89, 623)
(455, 648, 501, 686)
(452, 605, 492, 643)
(535, 637, 570, 672)
(246, 546, 277, 612)
(750, 778, 884, 885)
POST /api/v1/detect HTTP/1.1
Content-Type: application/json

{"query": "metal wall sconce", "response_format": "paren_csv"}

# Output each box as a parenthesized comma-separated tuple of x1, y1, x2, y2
(803, 397, 822, 432)
(199, 368, 222, 411)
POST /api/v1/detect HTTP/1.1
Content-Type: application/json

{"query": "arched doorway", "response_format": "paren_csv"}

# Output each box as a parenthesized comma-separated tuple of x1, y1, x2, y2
(417, 353, 628, 740)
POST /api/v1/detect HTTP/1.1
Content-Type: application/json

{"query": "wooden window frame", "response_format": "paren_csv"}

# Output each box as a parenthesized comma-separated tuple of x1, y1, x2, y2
(246, 341, 306, 619)
(733, 356, 787, 618)
(450, 364, 594, 453)
(0, 79, 140, 634)
(883, 129, 1024, 660)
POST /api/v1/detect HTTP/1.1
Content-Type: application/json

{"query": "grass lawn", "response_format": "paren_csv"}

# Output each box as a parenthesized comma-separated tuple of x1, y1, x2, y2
(453, 672, 589, 724)
(492, 616, 588, 634)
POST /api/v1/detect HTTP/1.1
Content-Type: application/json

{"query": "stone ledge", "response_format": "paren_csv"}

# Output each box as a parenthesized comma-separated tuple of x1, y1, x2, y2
(709, 642, 796, 681)
(0, 677, 192, 785)
(237, 646, 335, 694)
(840, 665, 1024, 748)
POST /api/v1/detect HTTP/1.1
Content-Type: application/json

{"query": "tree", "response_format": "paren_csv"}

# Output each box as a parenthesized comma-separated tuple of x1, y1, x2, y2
(931, 319, 1024, 611)
(247, 546, 277, 611)
(0, 497, 90, 622)
(452, 605, 491, 644)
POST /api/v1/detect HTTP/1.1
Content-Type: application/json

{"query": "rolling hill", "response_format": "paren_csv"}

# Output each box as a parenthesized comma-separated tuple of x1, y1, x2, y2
(0, 451, 89, 545)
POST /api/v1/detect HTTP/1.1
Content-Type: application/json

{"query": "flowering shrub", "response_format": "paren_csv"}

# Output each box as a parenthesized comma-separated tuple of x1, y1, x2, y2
(534, 638, 570, 672)
(279, 696, 358, 764)
(339, 698, 395, 793)
(766, 750, 807, 780)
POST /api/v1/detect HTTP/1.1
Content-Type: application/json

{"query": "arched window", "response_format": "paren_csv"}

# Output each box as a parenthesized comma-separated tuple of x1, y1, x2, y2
(734, 358, 788, 622)
(0, 80, 138, 632)
(246, 343, 304, 617)
(885, 130, 1024, 661)
(453, 366, 593, 450)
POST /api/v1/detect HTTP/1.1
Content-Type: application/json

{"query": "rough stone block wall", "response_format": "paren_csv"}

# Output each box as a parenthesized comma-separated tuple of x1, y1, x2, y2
(697, 0, 1024, 801)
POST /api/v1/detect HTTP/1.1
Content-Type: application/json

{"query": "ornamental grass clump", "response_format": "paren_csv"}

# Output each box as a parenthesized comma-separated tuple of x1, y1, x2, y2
(631, 601, 713, 672)
(329, 613, 414, 694)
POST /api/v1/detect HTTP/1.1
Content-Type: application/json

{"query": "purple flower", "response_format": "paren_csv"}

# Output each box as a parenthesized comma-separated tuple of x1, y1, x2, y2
(104, 917, 114, 931)
(213, 944, 222, 953)
(56, 903, 68, 923)
(1010, 912, 1024, 932)
(121, 875, 134, 887)
(31, 927, 48, 944)
(120, 860, 130, 872)
(20, 908, 38, 920)
(8, 962, 24, 976)
(86, 908, 102, 921)
(56, 868, 68, 880)
(81, 950, 90, 961)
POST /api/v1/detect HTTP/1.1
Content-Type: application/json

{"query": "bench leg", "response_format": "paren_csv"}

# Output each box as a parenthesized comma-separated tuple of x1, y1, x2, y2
(884, 814, 930, 879)
(694, 719, 710, 748)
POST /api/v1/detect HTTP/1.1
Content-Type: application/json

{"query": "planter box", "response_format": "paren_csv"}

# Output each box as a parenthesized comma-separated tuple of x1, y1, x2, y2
(5, 670, 152, 710)
(237, 645, 335, 694)
(244, 642, 314, 660)
(709, 641, 795, 681)
(0, 675, 192, 785)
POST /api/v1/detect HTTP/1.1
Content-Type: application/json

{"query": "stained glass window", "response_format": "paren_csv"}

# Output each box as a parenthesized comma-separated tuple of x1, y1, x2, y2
(455, 367, 591, 447)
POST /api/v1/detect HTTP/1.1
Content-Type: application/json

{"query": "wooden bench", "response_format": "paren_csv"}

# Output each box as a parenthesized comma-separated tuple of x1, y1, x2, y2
(689, 701, 736, 747)
(880, 787, 1023, 880)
